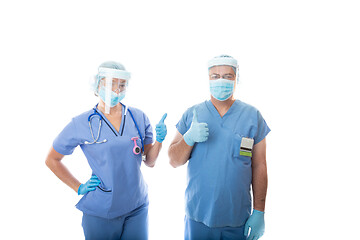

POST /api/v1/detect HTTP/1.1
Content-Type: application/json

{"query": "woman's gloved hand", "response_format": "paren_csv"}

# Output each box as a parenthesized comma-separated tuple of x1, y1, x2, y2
(78, 175, 101, 195)
(155, 113, 167, 143)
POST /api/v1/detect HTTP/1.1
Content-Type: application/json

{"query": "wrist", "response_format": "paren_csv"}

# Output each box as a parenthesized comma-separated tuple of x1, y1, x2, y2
(253, 209, 265, 215)
(77, 184, 82, 195)
(183, 132, 195, 146)
(156, 137, 164, 143)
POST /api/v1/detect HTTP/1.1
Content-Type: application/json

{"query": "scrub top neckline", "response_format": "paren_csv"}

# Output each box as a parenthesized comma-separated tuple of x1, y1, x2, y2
(95, 104, 125, 135)
(205, 99, 239, 122)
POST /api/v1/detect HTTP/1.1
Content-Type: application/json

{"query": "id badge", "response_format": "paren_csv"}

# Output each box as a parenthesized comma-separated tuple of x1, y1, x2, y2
(240, 137, 254, 157)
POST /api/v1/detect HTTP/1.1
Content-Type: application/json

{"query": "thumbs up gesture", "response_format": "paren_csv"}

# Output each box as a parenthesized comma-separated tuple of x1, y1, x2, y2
(184, 109, 209, 146)
(155, 113, 167, 143)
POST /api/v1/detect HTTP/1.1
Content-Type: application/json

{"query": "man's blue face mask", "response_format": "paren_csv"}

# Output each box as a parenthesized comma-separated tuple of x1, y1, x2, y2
(209, 78, 235, 101)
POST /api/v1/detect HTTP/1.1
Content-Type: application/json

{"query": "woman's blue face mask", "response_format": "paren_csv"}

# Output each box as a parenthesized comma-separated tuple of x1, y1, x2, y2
(98, 87, 125, 107)
(209, 78, 235, 101)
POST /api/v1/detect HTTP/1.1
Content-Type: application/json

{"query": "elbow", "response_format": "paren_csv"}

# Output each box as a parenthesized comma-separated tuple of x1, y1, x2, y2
(168, 154, 181, 168)
(45, 157, 52, 168)
(45, 157, 57, 170)
(169, 159, 177, 168)
(170, 161, 180, 168)
(143, 154, 156, 168)
(45, 147, 64, 170)
(168, 145, 185, 168)
(252, 161, 267, 172)
(45, 155, 60, 169)
(146, 162, 155, 168)
(168, 149, 177, 168)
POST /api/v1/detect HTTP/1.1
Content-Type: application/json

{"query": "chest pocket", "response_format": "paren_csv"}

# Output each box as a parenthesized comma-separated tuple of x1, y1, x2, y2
(232, 133, 253, 166)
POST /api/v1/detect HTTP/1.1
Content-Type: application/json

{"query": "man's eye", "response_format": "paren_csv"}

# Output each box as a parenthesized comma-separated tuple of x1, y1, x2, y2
(224, 75, 234, 79)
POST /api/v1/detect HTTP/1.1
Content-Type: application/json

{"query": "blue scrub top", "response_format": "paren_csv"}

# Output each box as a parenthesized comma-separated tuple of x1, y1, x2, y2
(176, 100, 270, 228)
(53, 105, 153, 219)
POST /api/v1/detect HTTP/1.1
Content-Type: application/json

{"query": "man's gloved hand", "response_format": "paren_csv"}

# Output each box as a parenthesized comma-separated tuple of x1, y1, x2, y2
(244, 209, 265, 240)
(183, 109, 209, 146)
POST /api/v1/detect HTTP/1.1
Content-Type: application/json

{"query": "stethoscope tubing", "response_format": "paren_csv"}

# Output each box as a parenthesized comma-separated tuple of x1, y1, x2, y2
(87, 103, 144, 152)
(85, 114, 107, 144)
(126, 106, 144, 152)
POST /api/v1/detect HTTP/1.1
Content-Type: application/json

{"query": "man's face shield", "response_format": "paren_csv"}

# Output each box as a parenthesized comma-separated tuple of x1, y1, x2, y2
(208, 65, 237, 101)
(207, 56, 239, 83)
(209, 65, 236, 81)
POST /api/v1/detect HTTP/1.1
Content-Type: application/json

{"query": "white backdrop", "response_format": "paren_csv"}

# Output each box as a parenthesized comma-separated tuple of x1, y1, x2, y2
(1, 0, 359, 239)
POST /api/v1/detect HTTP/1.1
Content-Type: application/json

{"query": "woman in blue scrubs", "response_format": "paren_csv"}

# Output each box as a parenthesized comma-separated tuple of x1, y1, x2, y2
(45, 61, 167, 240)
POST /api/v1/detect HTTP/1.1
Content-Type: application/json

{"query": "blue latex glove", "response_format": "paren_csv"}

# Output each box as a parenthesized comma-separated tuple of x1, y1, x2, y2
(155, 113, 167, 143)
(183, 109, 209, 146)
(244, 209, 265, 240)
(77, 175, 101, 195)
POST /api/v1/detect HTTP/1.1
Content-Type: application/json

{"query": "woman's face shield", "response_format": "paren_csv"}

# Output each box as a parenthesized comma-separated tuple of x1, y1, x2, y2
(98, 77, 128, 114)
(95, 67, 131, 114)
(98, 77, 127, 94)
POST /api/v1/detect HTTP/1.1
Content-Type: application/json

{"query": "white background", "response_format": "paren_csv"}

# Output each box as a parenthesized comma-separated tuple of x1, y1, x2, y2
(1, 0, 359, 239)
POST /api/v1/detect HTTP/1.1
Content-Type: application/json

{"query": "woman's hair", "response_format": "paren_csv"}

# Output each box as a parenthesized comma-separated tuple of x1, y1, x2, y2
(98, 61, 126, 71)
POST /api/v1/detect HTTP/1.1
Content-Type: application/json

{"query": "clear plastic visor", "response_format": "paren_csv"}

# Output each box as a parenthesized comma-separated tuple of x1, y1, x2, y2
(208, 65, 237, 81)
(98, 77, 127, 94)
(97, 77, 128, 113)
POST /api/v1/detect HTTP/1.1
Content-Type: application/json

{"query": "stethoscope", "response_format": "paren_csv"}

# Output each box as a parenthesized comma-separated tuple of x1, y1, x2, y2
(84, 111, 107, 144)
(85, 103, 144, 154)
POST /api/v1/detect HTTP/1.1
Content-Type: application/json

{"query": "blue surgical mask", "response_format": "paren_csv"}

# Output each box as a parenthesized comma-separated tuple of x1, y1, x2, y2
(98, 87, 125, 107)
(209, 78, 235, 101)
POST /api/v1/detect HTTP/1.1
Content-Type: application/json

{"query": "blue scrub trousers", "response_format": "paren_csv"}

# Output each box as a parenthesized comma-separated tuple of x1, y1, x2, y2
(82, 203, 149, 240)
(185, 216, 246, 240)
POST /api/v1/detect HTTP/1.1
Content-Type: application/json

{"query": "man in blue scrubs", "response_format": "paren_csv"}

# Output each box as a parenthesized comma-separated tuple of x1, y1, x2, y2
(168, 55, 270, 240)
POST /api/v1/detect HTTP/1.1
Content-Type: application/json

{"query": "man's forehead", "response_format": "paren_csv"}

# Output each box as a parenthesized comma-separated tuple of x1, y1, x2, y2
(209, 65, 235, 74)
